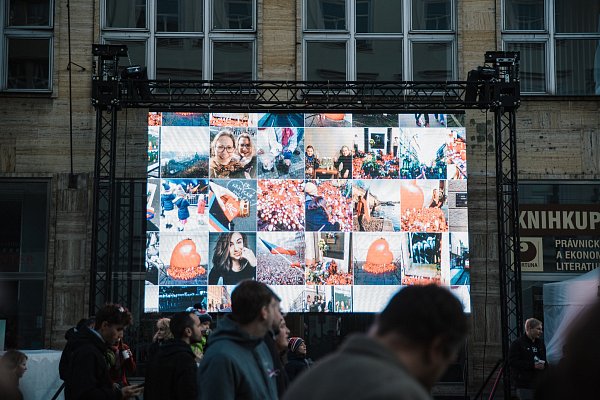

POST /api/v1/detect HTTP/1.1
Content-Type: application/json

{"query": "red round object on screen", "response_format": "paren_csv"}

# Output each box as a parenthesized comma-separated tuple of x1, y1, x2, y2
(168, 239, 205, 280)
(366, 238, 394, 265)
(401, 180, 424, 210)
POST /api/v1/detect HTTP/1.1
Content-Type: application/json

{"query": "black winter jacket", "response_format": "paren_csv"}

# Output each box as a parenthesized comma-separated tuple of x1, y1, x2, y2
(285, 352, 312, 382)
(63, 328, 122, 400)
(144, 339, 197, 400)
(508, 334, 548, 389)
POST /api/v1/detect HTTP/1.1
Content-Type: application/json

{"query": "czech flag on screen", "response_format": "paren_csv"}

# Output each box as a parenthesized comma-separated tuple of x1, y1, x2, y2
(260, 238, 297, 255)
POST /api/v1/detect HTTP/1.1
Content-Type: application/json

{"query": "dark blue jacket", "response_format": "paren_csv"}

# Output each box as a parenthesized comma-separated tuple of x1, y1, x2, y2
(305, 201, 340, 232)
(161, 192, 175, 211)
(174, 196, 190, 220)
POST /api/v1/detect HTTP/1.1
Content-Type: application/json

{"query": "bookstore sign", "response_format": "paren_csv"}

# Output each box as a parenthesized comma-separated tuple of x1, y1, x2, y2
(519, 205, 600, 273)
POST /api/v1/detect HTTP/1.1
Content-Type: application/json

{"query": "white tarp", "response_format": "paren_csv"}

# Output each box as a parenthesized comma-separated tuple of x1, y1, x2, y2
(542, 268, 600, 364)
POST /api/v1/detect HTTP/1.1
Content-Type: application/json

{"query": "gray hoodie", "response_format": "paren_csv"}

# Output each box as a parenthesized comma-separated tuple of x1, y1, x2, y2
(197, 315, 278, 400)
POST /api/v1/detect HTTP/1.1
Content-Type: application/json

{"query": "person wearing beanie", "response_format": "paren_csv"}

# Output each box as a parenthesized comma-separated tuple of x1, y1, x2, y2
(285, 337, 313, 382)
(187, 307, 213, 363)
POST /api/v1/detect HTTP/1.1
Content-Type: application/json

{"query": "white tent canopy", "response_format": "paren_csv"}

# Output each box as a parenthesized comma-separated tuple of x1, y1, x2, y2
(542, 268, 600, 364)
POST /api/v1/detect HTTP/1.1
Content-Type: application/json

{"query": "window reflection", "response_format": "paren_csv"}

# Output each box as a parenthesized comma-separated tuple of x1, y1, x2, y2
(556, 40, 599, 95)
(355, 0, 402, 33)
(356, 40, 403, 81)
(156, 38, 203, 80)
(157, 0, 203, 32)
(504, 0, 544, 31)
(412, 42, 452, 81)
(506, 42, 545, 92)
(105, 0, 146, 29)
(306, 0, 346, 30)
(213, 0, 253, 30)
(213, 42, 253, 80)
(7, 38, 50, 90)
(9, 0, 51, 26)
(555, 0, 600, 34)
(306, 41, 347, 80)
(412, 0, 451, 31)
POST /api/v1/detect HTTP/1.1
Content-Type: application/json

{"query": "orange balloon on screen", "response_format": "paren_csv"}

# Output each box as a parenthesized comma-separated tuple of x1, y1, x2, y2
(366, 238, 393, 264)
(363, 238, 396, 274)
(168, 239, 206, 280)
(401, 180, 424, 210)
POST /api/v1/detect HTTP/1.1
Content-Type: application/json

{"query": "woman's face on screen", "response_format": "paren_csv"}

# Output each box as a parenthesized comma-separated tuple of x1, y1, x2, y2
(215, 135, 235, 163)
(229, 232, 244, 260)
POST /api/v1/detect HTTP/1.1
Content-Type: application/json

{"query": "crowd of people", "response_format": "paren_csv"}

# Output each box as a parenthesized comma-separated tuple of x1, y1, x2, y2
(401, 207, 449, 232)
(257, 180, 304, 231)
(305, 259, 353, 285)
(256, 254, 305, 285)
(352, 152, 400, 179)
(401, 274, 441, 286)
(16, 281, 598, 399)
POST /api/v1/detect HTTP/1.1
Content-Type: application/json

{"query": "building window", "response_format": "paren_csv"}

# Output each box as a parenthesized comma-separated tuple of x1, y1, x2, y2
(0, 180, 49, 349)
(1, 0, 53, 91)
(503, 0, 600, 95)
(303, 0, 456, 81)
(101, 0, 256, 80)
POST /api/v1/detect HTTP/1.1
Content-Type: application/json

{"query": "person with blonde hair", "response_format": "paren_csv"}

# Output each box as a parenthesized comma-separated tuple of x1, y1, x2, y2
(336, 145, 352, 179)
(148, 317, 174, 360)
(231, 132, 256, 178)
(509, 318, 547, 400)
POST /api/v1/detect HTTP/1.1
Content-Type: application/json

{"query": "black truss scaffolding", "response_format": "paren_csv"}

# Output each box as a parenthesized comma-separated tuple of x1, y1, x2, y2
(91, 48, 522, 398)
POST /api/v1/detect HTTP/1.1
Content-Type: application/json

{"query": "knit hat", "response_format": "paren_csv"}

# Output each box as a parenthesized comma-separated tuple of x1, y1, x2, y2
(197, 311, 213, 324)
(288, 337, 305, 353)
(186, 306, 212, 323)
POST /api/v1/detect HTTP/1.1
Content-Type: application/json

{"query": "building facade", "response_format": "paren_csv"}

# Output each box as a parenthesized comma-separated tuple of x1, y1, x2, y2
(1, 0, 599, 394)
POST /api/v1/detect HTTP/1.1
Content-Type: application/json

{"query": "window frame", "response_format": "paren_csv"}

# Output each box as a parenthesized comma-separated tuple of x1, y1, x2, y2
(302, 0, 457, 81)
(1, 0, 54, 92)
(501, 0, 600, 95)
(0, 178, 50, 349)
(100, 0, 257, 80)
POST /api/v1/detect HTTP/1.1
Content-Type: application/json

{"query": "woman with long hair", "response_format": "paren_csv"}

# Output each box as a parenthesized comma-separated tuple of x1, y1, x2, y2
(208, 232, 256, 285)
(231, 132, 256, 178)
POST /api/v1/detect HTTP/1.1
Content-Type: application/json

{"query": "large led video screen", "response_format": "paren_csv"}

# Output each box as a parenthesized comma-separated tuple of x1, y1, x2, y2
(145, 112, 471, 313)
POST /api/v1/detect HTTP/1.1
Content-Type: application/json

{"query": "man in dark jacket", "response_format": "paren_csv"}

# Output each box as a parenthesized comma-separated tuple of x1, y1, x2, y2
(145, 311, 203, 400)
(508, 318, 547, 400)
(63, 304, 142, 400)
(197, 280, 281, 400)
(59, 317, 95, 381)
